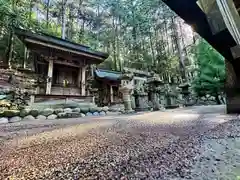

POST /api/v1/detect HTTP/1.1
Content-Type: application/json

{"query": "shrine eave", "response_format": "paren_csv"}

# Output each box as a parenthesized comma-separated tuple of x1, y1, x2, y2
(14, 28, 109, 63)
(163, 0, 236, 61)
(94, 69, 122, 81)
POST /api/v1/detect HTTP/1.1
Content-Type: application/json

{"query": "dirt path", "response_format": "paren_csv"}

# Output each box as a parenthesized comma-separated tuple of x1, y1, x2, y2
(0, 105, 238, 179)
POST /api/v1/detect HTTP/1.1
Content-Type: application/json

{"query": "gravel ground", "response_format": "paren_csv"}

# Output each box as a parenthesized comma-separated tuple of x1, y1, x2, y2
(191, 119, 240, 180)
(0, 105, 239, 180)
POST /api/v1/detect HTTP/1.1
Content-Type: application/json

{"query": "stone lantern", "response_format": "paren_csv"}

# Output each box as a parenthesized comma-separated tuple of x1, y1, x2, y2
(167, 76, 180, 107)
(134, 82, 149, 112)
(179, 82, 191, 106)
(158, 84, 166, 107)
(147, 73, 163, 111)
(86, 76, 98, 103)
(119, 72, 134, 113)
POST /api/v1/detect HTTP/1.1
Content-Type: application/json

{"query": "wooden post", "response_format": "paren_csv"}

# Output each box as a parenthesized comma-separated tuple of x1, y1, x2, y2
(77, 67, 81, 88)
(23, 47, 29, 69)
(30, 95, 35, 105)
(225, 59, 240, 113)
(110, 85, 114, 103)
(36, 86, 40, 94)
(81, 66, 86, 96)
(46, 59, 53, 94)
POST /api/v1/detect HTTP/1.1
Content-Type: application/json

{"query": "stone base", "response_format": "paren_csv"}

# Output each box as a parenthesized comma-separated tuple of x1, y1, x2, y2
(134, 107, 149, 112)
(226, 94, 240, 114)
(184, 102, 195, 107)
(152, 107, 160, 111)
(121, 110, 135, 114)
(165, 105, 180, 109)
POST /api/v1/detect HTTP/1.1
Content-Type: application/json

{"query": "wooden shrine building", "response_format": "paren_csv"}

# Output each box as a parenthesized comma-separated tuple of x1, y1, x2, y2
(94, 69, 122, 105)
(14, 28, 108, 102)
(93, 68, 150, 106)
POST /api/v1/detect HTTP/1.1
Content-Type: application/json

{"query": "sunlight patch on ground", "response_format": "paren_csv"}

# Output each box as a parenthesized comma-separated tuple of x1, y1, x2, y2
(5, 120, 114, 150)
(128, 111, 200, 125)
(172, 113, 200, 120)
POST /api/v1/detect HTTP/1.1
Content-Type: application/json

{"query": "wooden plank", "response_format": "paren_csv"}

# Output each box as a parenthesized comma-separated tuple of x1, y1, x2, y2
(53, 60, 80, 67)
(36, 60, 47, 65)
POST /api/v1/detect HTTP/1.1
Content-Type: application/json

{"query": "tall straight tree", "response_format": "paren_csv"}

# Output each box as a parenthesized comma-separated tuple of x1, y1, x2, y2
(0, 0, 195, 80)
(61, 0, 68, 39)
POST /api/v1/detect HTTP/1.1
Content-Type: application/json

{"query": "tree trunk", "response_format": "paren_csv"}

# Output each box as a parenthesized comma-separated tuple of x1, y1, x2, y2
(149, 28, 155, 67)
(112, 17, 117, 70)
(68, 4, 74, 40)
(164, 20, 170, 56)
(61, 0, 67, 39)
(179, 20, 188, 56)
(29, 0, 33, 27)
(172, 17, 186, 80)
(6, 31, 13, 68)
(117, 18, 121, 71)
(46, 0, 51, 28)
(79, 19, 85, 43)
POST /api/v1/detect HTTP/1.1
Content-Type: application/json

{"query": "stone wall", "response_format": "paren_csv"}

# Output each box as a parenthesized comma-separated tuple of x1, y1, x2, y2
(0, 68, 39, 93)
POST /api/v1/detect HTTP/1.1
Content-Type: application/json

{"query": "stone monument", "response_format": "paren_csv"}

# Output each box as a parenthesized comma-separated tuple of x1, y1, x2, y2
(119, 72, 134, 113)
(179, 82, 191, 106)
(134, 82, 149, 111)
(164, 83, 179, 109)
(86, 76, 99, 103)
(147, 73, 163, 111)
(158, 84, 166, 107)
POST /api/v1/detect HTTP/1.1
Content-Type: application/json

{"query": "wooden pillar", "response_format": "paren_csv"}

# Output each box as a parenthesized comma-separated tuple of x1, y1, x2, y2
(81, 66, 86, 96)
(46, 59, 53, 94)
(23, 47, 29, 69)
(110, 85, 114, 103)
(36, 86, 40, 94)
(215, 0, 240, 113)
(78, 67, 81, 88)
(30, 95, 35, 104)
(225, 59, 240, 113)
(216, 0, 240, 44)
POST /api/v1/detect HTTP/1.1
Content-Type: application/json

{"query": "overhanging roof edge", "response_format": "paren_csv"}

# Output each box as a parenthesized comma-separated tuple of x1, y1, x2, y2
(14, 28, 109, 61)
(163, 0, 236, 61)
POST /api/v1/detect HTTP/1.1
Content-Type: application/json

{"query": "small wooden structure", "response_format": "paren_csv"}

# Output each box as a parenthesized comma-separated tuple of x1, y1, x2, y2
(14, 28, 108, 103)
(93, 68, 151, 106)
(94, 69, 122, 105)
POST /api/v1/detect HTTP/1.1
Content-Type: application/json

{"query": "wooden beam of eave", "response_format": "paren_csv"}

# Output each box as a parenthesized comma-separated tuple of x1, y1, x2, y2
(53, 60, 81, 68)
(197, 0, 216, 14)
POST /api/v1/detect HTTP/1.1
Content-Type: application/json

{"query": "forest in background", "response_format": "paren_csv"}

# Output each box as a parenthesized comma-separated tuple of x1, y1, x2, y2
(0, 0, 225, 97)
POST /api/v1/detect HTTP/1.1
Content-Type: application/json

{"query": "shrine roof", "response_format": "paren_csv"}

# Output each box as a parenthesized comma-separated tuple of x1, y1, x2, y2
(94, 69, 121, 81)
(163, 0, 236, 61)
(14, 28, 109, 64)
